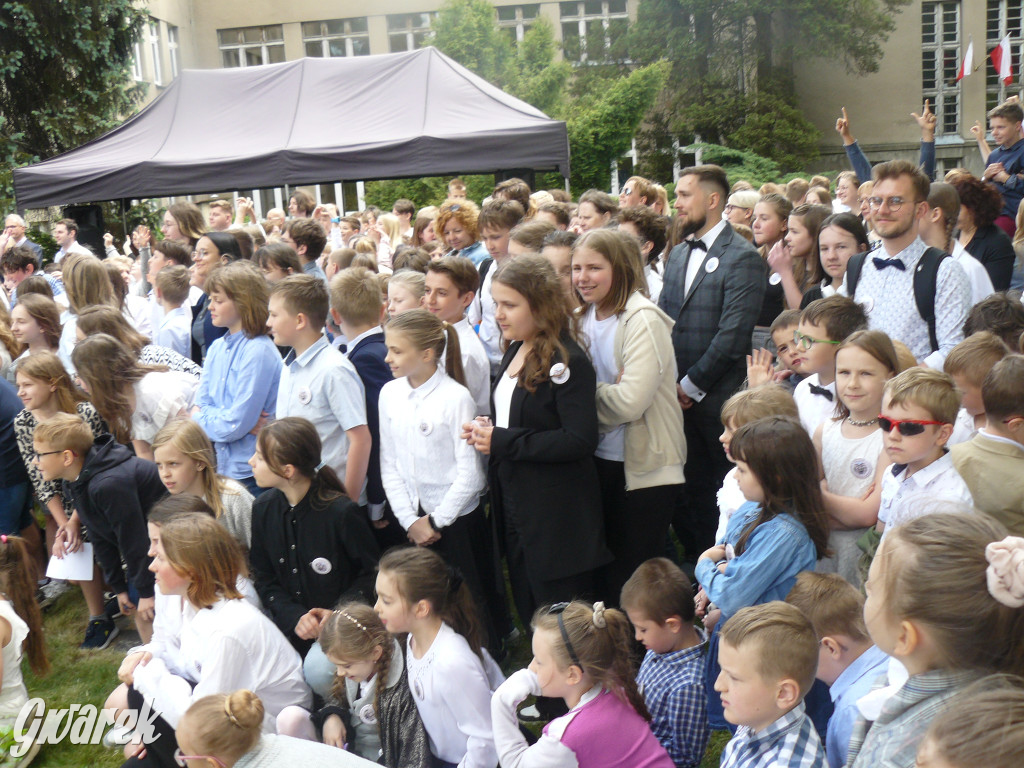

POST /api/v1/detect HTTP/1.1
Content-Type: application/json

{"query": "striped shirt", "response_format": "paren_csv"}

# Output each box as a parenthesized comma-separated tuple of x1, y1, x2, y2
(719, 702, 824, 768)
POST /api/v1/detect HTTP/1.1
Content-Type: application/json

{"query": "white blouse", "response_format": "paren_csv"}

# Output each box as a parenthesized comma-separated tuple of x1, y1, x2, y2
(378, 367, 486, 530)
(131, 370, 198, 443)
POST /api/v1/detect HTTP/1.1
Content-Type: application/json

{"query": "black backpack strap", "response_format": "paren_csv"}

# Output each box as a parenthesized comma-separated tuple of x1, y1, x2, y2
(913, 247, 948, 354)
(845, 251, 867, 298)
(478, 257, 493, 291)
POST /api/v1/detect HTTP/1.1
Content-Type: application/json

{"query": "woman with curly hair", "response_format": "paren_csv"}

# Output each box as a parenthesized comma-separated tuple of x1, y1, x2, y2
(436, 199, 488, 265)
(953, 174, 1016, 290)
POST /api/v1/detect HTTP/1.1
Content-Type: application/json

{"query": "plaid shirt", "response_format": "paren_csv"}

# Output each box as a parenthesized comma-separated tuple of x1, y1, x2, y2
(637, 630, 709, 768)
(719, 702, 825, 768)
(846, 668, 979, 768)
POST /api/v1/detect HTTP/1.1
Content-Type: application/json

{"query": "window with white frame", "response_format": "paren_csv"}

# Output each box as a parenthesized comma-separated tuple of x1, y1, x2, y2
(559, 0, 629, 63)
(148, 20, 163, 85)
(302, 18, 370, 58)
(130, 41, 144, 81)
(986, 0, 1023, 111)
(387, 13, 434, 52)
(497, 4, 540, 46)
(921, 1, 960, 136)
(217, 25, 285, 68)
(168, 25, 180, 79)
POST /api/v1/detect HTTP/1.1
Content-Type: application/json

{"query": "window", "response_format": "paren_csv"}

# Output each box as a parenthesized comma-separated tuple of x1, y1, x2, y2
(217, 25, 285, 68)
(986, 1, 1023, 111)
(387, 13, 434, 52)
(497, 4, 540, 46)
(302, 18, 370, 58)
(130, 41, 144, 82)
(921, 2, 960, 136)
(168, 25, 180, 79)
(559, 0, 629, 63)
(148, 20, 163, 85)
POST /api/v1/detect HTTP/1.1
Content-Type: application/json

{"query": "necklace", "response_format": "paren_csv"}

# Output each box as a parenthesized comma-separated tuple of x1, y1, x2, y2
(846, 416, 878, 427)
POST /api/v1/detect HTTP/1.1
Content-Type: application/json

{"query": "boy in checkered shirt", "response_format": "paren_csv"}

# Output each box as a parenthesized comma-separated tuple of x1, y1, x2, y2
(621, 558, 709, 768)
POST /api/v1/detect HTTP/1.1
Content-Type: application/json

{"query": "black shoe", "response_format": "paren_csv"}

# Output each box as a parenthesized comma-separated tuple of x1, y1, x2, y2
(80, 618, 120, 650)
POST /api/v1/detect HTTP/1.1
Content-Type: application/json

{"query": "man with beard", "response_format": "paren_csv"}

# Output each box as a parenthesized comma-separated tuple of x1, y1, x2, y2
(845, 159, 969, 368)
(658, 165, 766, 567)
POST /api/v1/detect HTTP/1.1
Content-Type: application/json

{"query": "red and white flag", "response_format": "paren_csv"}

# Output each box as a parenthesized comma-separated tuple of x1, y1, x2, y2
(991, 35, 1012, 85)
(957, 40, 974, 81)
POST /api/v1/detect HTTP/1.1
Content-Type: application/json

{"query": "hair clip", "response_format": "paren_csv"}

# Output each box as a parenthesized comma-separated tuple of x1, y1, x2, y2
(224, 699, 241, 727)
(0, 535, 6, 545)
(338, 610, 370, 634)
(592, 601, 607, 628)
(314, 460, 326, 472)
(449, 204, 461, 212)
(985, 536, 1024, 608)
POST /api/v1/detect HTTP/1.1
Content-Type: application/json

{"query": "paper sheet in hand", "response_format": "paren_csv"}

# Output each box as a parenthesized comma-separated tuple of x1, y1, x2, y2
(46, 543, 94, 581)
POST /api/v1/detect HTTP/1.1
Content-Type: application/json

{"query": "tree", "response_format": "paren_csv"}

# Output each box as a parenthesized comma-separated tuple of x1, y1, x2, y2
(0, 0, 146, 210)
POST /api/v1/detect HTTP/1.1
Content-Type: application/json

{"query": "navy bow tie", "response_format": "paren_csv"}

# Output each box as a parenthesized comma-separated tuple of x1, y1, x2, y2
(688, 239, 707, 252)
(873, 256, 906, 271)
(809, 384, 833, 401)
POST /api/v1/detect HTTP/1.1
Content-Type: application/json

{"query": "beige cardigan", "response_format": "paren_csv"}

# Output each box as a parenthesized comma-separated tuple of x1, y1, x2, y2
(593, 292, 686, 490)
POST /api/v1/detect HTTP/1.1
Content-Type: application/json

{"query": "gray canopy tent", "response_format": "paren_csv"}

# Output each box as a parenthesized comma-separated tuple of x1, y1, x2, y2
(12, 47, 569, 210)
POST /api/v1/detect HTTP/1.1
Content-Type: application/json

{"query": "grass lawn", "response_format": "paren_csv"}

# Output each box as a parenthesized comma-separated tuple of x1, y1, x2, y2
(27, 586, 731, 767)
(24, 589, 123, 768)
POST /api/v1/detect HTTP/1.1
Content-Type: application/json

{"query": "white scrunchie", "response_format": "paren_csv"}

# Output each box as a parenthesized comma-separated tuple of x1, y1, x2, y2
(592, 601, 607, 628)
(985, 536, 1024, 608)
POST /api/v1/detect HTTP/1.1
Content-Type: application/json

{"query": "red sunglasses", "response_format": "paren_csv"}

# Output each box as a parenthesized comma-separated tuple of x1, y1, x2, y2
(877, 415, 947, 436)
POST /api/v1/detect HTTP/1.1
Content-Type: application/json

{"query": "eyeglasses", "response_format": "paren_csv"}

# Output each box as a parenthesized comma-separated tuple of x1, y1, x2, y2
(793, 331, 842, 351)
(877, 416, 947, 436)
(32, 450, 63, 462)
(547, 602, 584, 671)
(867, 196, 910, 211)
(174, 748, 227, 767)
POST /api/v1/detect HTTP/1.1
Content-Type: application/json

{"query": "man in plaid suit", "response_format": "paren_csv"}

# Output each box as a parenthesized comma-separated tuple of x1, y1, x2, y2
(658, 165, 767, 565)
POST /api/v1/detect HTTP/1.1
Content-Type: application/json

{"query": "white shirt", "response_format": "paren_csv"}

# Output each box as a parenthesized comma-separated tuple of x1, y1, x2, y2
(154, 304, 191, 358)
(793, 374, 837, 436)
(277, 336, 367, 500)
(131, 370, 198, 443)
(452, 318, 491, 416)
(132, 597, 311, 731)
(378, 367, 485, 530)
(54, 240, 93, 263)
(678, 219, 728, 401)
(125, 294, 153, 339)
(845, 236, 970, 369)
(950, 240, 995, 306)
(878, 452, 974, 536)
(406, 622, 501, 768)
(581, 306, 625, 461)
(494, 370, 517, 428)
(948, 406, 977, 448)
(468, 261, 503, 368)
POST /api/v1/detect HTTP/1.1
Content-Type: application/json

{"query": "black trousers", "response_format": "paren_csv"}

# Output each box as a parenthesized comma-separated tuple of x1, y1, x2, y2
(673, 398, 732, 563)
(120, 685, 178, 768)
(593, 457, 681, 606)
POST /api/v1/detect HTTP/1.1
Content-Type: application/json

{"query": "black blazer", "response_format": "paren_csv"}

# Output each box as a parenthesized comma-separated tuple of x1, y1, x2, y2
(964, 223, 1015, 291)
(348, 331, 391, 506)
(488, 336, 611, 581)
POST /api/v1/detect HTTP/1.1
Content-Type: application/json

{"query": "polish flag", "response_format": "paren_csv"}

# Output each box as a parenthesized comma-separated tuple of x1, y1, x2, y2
(991, 35, 1012, 85)
(957, 40, 973, 81)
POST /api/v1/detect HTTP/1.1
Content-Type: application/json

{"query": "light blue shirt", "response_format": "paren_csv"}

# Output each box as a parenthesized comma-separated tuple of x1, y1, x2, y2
(276, 336, 367, 498)
(194, 331, 281, 479)
(302, 259, 328, 284)
(154, 305, 192, 359)
(696, 500, 818, 620)
(826, 645, 889, 768)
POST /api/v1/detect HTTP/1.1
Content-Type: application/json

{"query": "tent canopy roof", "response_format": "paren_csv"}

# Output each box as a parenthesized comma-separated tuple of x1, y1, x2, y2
(13, 47, 569, 209)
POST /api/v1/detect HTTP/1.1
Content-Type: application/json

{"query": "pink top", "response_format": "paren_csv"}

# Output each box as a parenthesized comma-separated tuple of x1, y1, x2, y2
(545, 689, 674, 768)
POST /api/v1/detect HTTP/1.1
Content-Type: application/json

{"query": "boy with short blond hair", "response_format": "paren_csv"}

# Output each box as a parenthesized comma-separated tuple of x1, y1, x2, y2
(951, 354, 1024, 535)
(268, 274, 370, 503)
(470, 199, 526, 369)
(792, 296, 868, 435)
(716, 602, 825, 768)
(424, 255, 490, 415)
(153, 264, 192, 357)
(447, 177, 467, 200)
(877, 368, 972, 535)
(36, 413, 166, 644)
(786, 573, 888, 768)
(944, 331, 1010, 438)
(621, 558, 708, 768)
(329, 268, 391, 532)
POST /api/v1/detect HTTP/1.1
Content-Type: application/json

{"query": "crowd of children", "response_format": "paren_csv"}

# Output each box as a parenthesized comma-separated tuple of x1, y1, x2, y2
(0, 149, 1023, 768)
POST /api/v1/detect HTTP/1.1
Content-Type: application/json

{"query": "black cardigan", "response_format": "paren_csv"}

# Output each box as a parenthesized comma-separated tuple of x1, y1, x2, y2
(488, 336, 612, 581)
